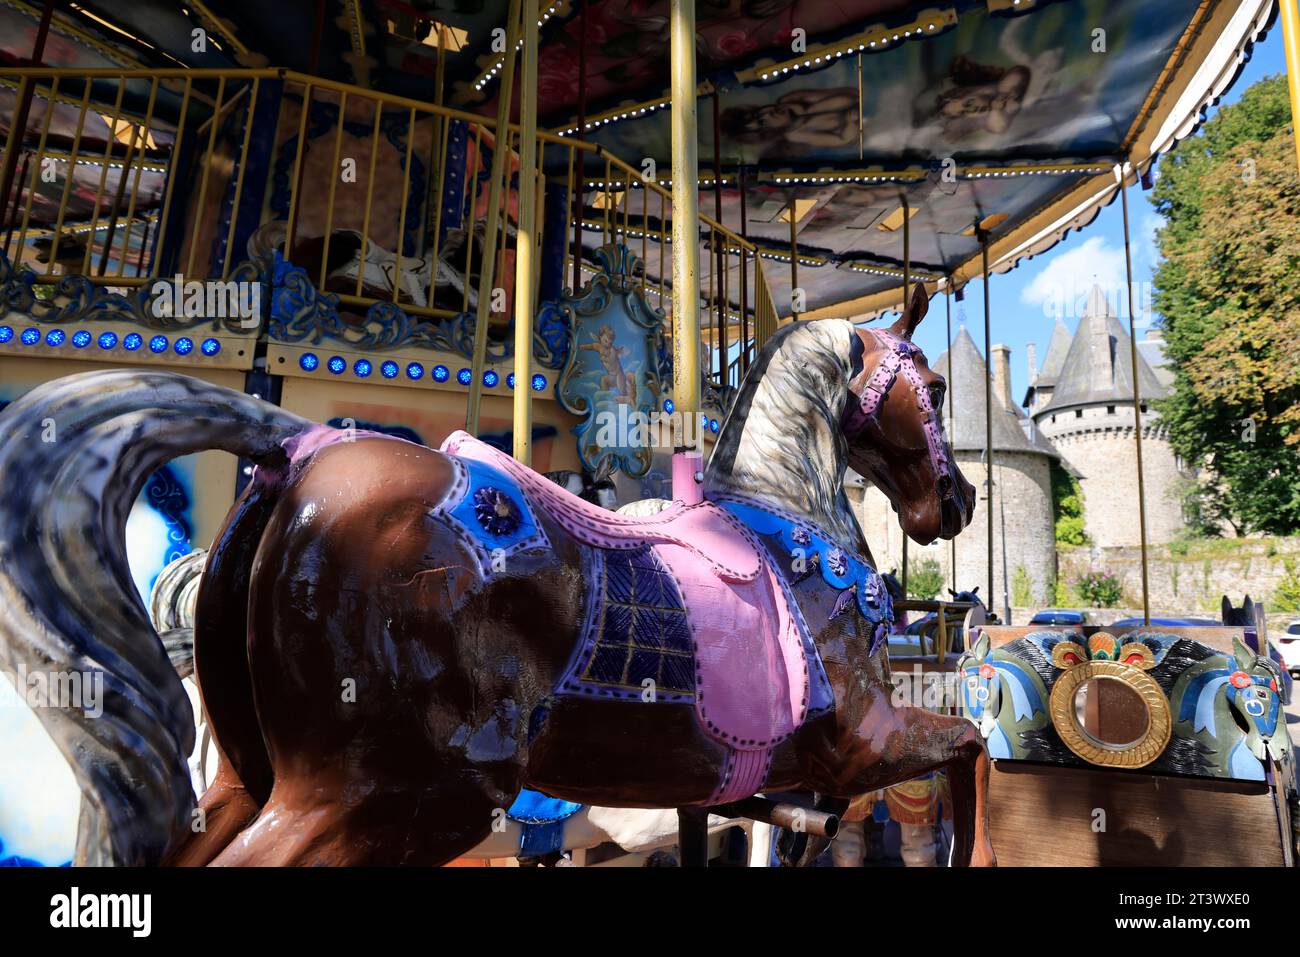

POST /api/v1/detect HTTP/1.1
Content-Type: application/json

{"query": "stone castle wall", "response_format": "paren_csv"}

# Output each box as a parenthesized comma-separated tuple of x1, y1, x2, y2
(854, 449, 1057, 614)
(1036, 403, 1187, 547)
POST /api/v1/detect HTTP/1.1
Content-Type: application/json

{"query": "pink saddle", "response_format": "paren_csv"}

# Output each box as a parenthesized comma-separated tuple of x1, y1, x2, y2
(442, 431, 760, 582)
(440, 432, 814, 802)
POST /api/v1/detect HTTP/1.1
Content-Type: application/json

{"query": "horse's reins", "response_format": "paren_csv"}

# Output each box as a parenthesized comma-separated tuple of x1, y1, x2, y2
(847, 328, 957, 503)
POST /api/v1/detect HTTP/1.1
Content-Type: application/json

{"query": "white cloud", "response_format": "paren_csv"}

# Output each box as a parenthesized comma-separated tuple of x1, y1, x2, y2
(1019, 235, 1128, 322)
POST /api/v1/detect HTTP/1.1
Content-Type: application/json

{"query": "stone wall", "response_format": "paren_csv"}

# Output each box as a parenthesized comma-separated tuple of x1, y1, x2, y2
(1056, 539, 1300, 617)
(1036, 404, 1187, 547)
(854, 449, 1057, 615)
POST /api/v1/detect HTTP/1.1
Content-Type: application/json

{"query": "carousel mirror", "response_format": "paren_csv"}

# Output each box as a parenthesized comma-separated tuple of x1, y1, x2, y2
(1072, 677, 1150, 748)
(1050, 661, 1172, 769)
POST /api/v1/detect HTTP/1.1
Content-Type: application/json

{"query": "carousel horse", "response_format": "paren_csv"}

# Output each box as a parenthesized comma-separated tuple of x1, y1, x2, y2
(0, 286, 993, 867)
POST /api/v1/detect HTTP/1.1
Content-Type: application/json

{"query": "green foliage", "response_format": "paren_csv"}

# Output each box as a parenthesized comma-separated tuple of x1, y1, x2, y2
(907, 557, 945, 601)
(1075, 571, 1123, 608)
(1050, 460, 1089, 545)
(1052, 576, 1071, 606)
(1011, 566, 1033, 607)
(1150, 74, 1300, 534)
(1275, 559, 1300, 613)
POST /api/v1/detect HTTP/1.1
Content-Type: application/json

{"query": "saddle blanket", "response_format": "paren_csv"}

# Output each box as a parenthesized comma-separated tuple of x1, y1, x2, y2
(439, 432, 834, 802)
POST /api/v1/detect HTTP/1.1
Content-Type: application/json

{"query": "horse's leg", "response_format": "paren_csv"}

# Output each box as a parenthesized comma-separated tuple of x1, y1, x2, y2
(821, 704, 994, 867)
(210, 772, 505, 867)
(942, 724, 995, 867)
(163, 750, 260, 866)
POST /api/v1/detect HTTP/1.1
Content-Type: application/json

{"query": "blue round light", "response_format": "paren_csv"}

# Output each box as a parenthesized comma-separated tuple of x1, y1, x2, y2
(299, 352, 319, 372)
(432, 364, 449, 382)
(663, 398, 674, 414)
(200, 337, 220, 356)
(174, 336, 194, 356)
(710, 418, 720, 433)
(0, 326, 12, 343)
(149, 335, 168, 353)
(457, 368, 472, 385)
(327, 356, 346, 375)
(406, 362, 424, 380)
(381, 360, 399, 379)
(701, 414, 708, 427)
(483, 370, 499, 387)
(72, 330, 92, 348)
(21, 327, 40, 345)
(44, 329, 66, 346)
(506, 372, 516, 389)
(97, 331, 118, 350)
(353, 359, 372, 378)
(531, 374, 547, 392)
(124, 333, 143, 351)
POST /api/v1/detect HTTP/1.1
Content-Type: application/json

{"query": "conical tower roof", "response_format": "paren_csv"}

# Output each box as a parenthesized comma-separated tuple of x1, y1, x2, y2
(1035, 318, 1073, 387)
(932, 326, 1051, 456)
(1041, 285, 1168, 413)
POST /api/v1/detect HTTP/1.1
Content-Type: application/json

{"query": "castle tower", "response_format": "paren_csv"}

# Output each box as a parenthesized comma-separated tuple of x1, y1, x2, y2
(1031, 285, 1188, 547)
(855, 327, 1058, 612)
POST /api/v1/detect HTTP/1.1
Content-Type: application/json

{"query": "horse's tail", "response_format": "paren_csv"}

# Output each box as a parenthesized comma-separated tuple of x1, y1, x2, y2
(0, 370, 311, 865)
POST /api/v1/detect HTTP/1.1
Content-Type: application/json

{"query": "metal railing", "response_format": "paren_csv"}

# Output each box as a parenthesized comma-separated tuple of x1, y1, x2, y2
(0, 66, 778, 370)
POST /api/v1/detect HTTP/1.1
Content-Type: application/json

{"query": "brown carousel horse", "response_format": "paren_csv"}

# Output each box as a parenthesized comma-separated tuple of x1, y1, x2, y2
(0, 286, 992, 867)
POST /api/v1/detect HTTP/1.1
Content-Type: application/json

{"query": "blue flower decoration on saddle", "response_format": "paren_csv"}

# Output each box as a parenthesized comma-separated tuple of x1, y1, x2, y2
(718, 500, 893, 628)
(444, 457, 548, 569)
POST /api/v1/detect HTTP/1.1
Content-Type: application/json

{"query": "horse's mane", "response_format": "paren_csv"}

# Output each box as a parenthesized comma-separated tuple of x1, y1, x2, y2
(705, 319, 865, 548)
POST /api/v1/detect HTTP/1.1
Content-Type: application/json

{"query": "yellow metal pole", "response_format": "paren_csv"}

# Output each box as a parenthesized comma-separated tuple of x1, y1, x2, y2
(1281, 0, 1300, 174)
(467, 0, 524, 435)
(1120, 163, 1152, 625)
(513, 0, 540, 465)
(670, 0, 702, 473)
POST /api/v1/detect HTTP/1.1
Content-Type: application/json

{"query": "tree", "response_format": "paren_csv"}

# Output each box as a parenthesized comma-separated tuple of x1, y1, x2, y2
(1050, 460, 1088, 545)
(1150, 75, 1300, 535)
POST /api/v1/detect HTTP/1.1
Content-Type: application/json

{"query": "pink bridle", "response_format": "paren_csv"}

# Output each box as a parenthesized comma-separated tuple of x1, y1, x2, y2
(844, 328, 957, 503)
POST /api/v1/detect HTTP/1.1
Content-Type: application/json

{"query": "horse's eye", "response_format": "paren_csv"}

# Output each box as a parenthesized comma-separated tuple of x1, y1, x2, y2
(928, 384, 945, 408)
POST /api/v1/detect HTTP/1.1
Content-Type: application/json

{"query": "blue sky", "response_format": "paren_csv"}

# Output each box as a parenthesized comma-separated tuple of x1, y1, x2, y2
(903, 21, 1289, 407)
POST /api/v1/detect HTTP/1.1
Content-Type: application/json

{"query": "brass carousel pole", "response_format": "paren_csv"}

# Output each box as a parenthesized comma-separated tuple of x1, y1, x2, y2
(466, 0, 524, 435)
(978, 228, 994, 606)
(513, 0, 540, 464)
(670, 0, 703, 502)
(1120, 161, 1152, 624)
(946, 278, 957, 595)
(572, 0, 588, 292)
(900, 202, 910, 598)
(1281, 0, 1300, 174)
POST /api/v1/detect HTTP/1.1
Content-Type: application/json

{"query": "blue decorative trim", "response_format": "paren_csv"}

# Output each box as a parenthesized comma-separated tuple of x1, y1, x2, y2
(268, 251, 509, 360)
(717, 498, 894, 647)
(0, 248, 272, 333)
(143, 464, 193, 595)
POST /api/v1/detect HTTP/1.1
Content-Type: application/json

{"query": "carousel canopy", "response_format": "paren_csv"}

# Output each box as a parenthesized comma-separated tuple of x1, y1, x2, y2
(0, 0, 1277, 321)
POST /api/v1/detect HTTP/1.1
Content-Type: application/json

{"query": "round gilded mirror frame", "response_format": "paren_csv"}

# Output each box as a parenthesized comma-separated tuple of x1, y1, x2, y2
(1048, 660, 1172, 768)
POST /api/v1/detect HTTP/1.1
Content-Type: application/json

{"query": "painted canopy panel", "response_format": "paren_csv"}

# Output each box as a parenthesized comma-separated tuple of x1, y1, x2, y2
(610, 169, 1085, 274)
(468, 0, 917, 121)
(581, 0, 1198, 166)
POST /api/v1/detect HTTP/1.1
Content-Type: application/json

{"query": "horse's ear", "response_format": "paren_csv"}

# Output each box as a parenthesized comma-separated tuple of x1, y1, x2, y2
(889, 284, 929, 340)
(1232, 634, 1254, 667)
(1221, 596, 1233, 623)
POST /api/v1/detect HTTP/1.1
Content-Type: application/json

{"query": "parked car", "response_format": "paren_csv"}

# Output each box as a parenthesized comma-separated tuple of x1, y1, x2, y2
(1272, 621, 1300, 677)
(1028, 609, 1089, 626)
(1109, 616, 1221, 628)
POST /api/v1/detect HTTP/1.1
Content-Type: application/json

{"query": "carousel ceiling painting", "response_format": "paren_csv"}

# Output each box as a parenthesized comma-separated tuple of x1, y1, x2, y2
(0, 0, 1276, 322)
